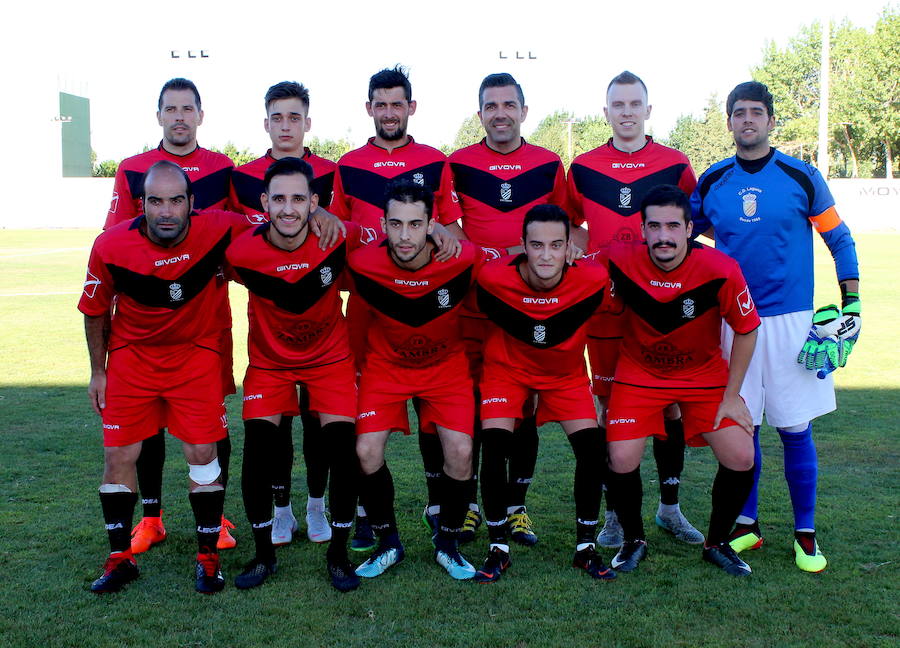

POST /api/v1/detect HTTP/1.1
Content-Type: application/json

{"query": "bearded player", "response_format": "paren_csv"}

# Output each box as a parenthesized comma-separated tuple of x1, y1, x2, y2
(567, 71, 702, 548)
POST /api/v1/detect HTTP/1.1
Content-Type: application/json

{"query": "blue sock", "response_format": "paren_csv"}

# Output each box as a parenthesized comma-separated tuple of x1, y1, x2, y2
(738, 425, 762, 521)
(778, 424, 817, 531)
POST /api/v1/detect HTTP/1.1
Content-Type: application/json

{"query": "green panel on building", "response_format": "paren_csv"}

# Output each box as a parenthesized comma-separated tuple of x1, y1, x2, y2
(60, 92, 92, 177)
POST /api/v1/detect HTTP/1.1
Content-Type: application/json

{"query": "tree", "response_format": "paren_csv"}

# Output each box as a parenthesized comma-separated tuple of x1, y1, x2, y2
(307, 136, 353, 162)
(529, 112, 612, 168)
(211, 142, 257, 166)
(665, 95, 733, 175)
(91, 149, 118, 177)
(441, 114, 483, 155)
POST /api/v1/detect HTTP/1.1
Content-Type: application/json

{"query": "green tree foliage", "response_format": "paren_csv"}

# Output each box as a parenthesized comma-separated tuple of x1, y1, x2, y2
(441, 114, 483, 155)
(665, 95, 734, 175)
(307, 136, 354, 162)
(90, 149, 118, 177)
(529, 112, 612, 168)
(751, 8, 899, 177)
(211, 142, 257, 166)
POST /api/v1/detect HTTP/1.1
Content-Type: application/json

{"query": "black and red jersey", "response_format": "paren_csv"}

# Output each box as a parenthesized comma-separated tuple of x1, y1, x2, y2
(449, 139, 568, 249)
(80, 210, 255, 348)
(607, 240, 760, 389)
(331, 136, 462, 229)
(228, 148, 336, 217)
(105, 143, 234, 229)
(347, 241, 485, 369)
(567, 137, 696, 252)
(226, 221, 372, 370)
(476, 257, 609, 379)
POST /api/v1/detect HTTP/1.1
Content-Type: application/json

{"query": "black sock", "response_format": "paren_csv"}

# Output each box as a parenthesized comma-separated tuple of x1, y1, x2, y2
(468, 418, 482, 508)
(217, 435, 231, 489)
(609, 467, 644, 542)
(437, 474, 469, 547)
(136, 429, 165, 518)
(654, 418, 685, 506)
(301, 411, 328, 500)
(243, 419, 277, 561)
(507, 415, 538, 508)
(418, 431, 444, 509)
(568, 427, 604, 545)
(359, 463, 397, 540)
(481, 427, 512, 544)
(708, 463, 754, 546)
(597, 425, 612, 512)
(100, 490, 138, 553)
(325, 421, 358, 561)
(270, 416, 293, 508)
(189, 489, 225, 554)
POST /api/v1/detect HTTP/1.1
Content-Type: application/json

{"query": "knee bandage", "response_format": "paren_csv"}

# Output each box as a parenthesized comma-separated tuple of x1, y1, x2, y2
(188, 458, 221, 485)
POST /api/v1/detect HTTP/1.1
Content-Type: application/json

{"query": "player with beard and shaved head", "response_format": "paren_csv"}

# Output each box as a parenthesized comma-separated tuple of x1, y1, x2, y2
(567, 70, 703, 551)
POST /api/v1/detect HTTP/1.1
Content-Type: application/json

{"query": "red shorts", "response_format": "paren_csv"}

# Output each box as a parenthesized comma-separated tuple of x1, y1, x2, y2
(102, 344, 228, 447)
(606, 382, 738, 447)
(346, 295, 373, 371)
(479, 362, 596, 426)
(460, 314, 491, 383)
(242, 356, 357, 420)
(356, 354, 474, 436)
(587, 336, 621, 398)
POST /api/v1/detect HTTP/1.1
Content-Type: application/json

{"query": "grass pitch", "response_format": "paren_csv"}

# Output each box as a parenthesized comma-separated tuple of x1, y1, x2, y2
(0, 230, 896, 648)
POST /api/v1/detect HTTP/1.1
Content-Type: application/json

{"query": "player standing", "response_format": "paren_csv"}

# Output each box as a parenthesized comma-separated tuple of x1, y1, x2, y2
(567, 71, 703, 548)
(226, 158, 365, 591)
(107, 78, 238, 555)
(473, 205, 615, 583)
(229, 81, 346, 547)
(82, 162, 250, 593)
(603, 185, 759, 576)
(691, 81, 861, 572)
(347, 181, 478, 581)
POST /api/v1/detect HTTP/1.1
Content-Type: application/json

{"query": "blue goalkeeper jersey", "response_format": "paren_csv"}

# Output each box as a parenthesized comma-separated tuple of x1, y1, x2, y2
(691, 149, 855, 317)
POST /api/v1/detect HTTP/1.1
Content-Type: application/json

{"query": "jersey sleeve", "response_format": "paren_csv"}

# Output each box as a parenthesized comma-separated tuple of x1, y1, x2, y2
(329, 166, 352, 219)
(678, 160, 698, 196)
(719, 261, 761, 334)
(565, 166, 586, 227)
(78, 241, 115, 316)
(689, 180, 711, 237)
(435, 159, 463, 226)
(805, 171, 859, 282)
(551, 161, 570, 212)
(104, 166, 139, 230)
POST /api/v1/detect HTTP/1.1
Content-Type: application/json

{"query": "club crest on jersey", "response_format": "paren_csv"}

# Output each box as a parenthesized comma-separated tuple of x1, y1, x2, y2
(618, 187, 632, 208)
(320, 266, 333, 287)
(533, 324, 547, 344)
(169, 282, 184, 303)
(83, 270, 101, 298)
(437, 288, 451, 309)
(413, 172, 425, 186)
(738, 187, 762, 222)
(682, 298, 695, 319)
(500, 182, 512, 203)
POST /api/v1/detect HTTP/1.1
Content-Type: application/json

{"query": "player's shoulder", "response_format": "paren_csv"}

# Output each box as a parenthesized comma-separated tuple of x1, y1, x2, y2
(646, 139, 691, 164)
(689, 241, 741, 273)
(447, 140, 483, 163)
(477, 253, 518, 283)
(570, 141, 611, 168)
(302, 148, 337, 173)
(348, 238, 384, 266)
(336, 142, 370, 166)
(520, 140, 563, 164)
(408, 138, 447, 158)
(234, 154, 270, 176)
(607, 239, 644, 264)
(771, 149, 824, 180)
(118, 148, 162, 171)
(571, 256, 610, 281)
(196, 146, 235, 168)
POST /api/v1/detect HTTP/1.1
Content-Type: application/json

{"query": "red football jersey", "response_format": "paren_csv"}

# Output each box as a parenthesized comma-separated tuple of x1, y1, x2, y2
(105, 143, 234, 229)
(331, 137, 462, 229)
(449, 139, 568, 249)
(80, 210, 255, 349)
(348, 241, 485, 369)
(608, 240, 760, 389)
(226, 221, 374, 370)
(228, 148, 336, 216)
(476, 256, 609, 379)
(567, 137, 696, 253)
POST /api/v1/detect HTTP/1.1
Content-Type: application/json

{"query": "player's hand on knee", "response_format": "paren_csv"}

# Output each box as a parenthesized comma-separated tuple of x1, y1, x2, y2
(714, 393, 753, 434)
(88, 371, 107, 415)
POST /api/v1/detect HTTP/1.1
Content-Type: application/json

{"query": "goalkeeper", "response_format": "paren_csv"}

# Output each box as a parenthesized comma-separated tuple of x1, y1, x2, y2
(690, 81, 860, 573)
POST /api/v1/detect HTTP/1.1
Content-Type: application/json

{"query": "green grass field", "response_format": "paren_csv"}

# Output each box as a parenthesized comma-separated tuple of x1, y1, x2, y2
(0, 230, 896, 648)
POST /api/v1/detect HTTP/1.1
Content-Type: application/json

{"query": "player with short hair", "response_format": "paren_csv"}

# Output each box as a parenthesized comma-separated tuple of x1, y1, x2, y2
(567, 70, 703, 549)
(473, 204, 615, 583)
(229, 80, 346, 548)
(603, 185, 759, 576)
(107, 78, 238, 555)
(691, 81, 861, 573)
(81, 161, 253, 593)
(333, 65, 464, 550)
(226, 157, 368, 592)
(347, 180, 482, 581)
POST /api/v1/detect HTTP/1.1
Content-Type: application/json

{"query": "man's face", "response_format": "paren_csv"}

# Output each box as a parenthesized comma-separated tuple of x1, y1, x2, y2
(261, 173, 318, 239)
(479, 85, 527, 148)
(728, 99, 774, 150)
(265, 98, 311, 154)
(367, 87, 416, 142)
(157, 89, 203, 148)
(641, 204, 693, 268)
(142, 169, 194, 244)
(604, 82, 650, 142)
(382, 199, 433, 264)
(522, 220, 568, 283)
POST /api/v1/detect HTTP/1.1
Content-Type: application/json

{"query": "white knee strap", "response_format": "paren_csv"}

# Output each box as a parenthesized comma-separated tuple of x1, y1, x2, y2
(99, 483, 132, 493)
(189, 458, 221, 485)
(780, 422, 810, 434)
